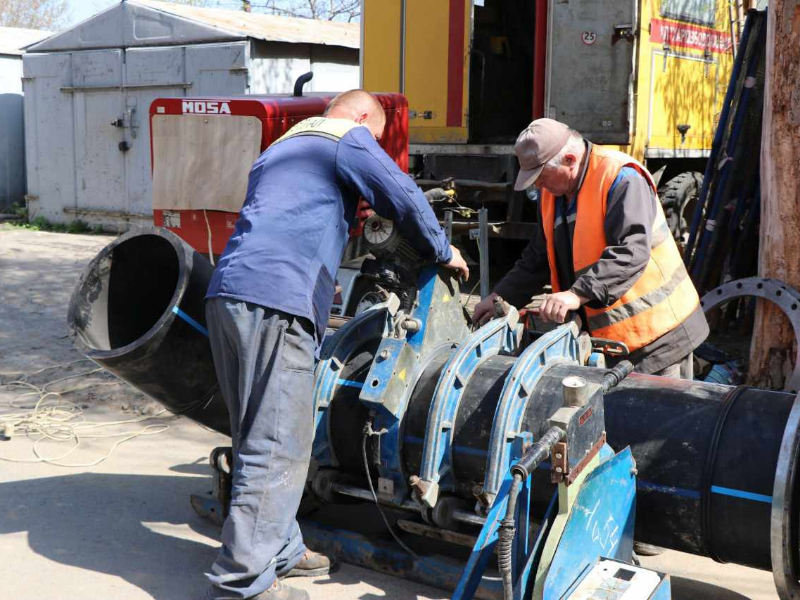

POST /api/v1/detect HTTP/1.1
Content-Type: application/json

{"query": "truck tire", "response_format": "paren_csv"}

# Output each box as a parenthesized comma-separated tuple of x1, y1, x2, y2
(658, 171, 703, 249)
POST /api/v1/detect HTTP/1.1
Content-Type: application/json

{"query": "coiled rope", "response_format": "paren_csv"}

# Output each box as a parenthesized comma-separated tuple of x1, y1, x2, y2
(0, 359, 171, 467)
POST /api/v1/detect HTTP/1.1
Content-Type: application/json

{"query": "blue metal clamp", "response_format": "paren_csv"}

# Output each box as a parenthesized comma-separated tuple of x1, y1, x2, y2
(483, 323, 581, 501)
(416, 309, 520, 507)
(312, 302, 397, 467)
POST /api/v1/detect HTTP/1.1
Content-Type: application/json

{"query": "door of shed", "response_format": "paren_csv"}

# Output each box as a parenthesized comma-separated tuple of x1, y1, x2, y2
(70, 50, 127, 217)
(23, 42, 248, 227)
(23, 52, 75, 222)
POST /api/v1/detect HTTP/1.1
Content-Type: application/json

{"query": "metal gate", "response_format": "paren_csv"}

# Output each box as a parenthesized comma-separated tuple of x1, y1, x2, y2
(23, 42, 248, 225)
(545, 0, 637, 144)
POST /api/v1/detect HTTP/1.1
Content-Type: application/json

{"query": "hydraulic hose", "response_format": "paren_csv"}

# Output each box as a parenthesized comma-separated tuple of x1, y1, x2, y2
(601, 360, 634, 393)
(498, 473, 522, 600)
(499, 426, 566, 599)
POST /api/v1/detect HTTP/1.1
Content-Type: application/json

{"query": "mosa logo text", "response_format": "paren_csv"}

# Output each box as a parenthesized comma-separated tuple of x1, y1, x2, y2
(181, 101, 232, 115)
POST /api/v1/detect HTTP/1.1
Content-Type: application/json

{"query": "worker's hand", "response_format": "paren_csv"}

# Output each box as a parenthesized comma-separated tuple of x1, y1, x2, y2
(424, 188, 449, 203)
(473, 292, 499, 327)
(443, 245, 469, 281)
(534, 291, 586, 323)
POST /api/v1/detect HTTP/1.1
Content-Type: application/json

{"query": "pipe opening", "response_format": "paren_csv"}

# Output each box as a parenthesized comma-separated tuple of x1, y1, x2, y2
(71, 234, 180, 352)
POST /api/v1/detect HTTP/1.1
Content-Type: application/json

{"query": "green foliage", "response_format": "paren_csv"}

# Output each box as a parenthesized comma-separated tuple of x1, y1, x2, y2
(9, 215, 101, 235)
(66, 219, 92, 234)
(10, 202, 27, 219)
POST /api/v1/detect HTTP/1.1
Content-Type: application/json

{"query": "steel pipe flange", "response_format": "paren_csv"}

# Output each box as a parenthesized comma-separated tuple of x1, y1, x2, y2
(772, 393, 800, 599)
(700, 278, 800, 392)
(417, 308, 520, 507)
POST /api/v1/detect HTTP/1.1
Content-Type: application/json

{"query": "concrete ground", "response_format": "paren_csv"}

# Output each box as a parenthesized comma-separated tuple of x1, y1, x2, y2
(0, 227, 780, 599)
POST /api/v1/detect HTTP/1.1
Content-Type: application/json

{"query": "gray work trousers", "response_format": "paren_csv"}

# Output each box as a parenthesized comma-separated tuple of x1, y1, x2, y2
(205, 297, 316, 599)
(651, 352, 694, 380)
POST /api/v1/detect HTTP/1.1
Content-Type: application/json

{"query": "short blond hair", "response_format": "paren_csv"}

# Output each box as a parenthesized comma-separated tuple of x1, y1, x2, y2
(324, 89, 386, 129)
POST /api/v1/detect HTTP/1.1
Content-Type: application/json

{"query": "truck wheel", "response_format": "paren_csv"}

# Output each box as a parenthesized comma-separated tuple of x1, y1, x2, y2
(658, 171, 703, 249)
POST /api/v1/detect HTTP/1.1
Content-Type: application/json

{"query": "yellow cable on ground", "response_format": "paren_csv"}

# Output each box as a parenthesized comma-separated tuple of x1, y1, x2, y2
(0, 360, 172, 467)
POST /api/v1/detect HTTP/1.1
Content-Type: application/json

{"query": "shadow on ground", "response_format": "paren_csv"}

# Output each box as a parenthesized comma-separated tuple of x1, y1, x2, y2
(0, 465, 436, 599)
(670, 576, 754, 600)
(0, 468, 219, 598)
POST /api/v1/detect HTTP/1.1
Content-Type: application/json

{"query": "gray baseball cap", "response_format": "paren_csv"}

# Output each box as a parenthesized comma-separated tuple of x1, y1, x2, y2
(513, 119, 571, 191)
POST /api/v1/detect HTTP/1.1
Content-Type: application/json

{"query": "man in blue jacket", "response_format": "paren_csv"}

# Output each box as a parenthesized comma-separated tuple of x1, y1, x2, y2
(205, 90, 468, 600)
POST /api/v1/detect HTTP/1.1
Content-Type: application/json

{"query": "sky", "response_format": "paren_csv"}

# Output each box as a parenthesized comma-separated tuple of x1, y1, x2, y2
(66, 0, 116, 26)
(65, 0, 271, 27)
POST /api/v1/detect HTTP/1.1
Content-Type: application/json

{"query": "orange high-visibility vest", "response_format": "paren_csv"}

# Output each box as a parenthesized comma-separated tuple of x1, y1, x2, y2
(540, 145, 700, 352)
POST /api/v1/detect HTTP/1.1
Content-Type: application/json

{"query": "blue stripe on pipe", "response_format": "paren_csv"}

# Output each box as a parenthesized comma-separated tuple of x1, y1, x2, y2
(172, 306, 209, 337)
(402, 435, 487, 457)
(711, 485, 772, 504)
(336, 379, 364, 389)
(637, 480, 701, 499)
(455, 445, 488, 457)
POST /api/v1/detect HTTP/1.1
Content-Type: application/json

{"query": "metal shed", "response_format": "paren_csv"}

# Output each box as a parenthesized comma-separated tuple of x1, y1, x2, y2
(0, 27, 50, 212)
(21, 0, 359, 229)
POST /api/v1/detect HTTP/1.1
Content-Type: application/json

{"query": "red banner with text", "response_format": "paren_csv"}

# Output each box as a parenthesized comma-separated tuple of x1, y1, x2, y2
(651, 18, 732, 54)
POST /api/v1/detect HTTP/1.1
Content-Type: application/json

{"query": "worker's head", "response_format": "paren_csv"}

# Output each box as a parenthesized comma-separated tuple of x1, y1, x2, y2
(324, 90, 387, 141)
(514, 119, 585, 197)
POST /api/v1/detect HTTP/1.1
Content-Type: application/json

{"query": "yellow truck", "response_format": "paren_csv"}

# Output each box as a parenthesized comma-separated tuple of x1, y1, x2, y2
(361, 0, 738, 255)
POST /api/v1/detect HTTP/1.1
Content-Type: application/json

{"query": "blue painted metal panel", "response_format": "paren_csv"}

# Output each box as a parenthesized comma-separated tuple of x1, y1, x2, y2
(650, 575, 672, 600)
(513, 491, 557, 600)
(359, 336, 408, 403)
(543, 448, 637, 598)
(406, 266, 438, 353)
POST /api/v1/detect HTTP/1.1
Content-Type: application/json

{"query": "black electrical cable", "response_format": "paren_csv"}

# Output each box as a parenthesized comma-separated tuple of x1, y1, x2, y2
(361, 423, 419, 559)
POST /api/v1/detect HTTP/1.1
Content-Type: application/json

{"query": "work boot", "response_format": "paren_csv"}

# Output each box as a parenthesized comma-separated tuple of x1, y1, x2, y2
(282, 549, 336, 578)
(249, 579, 310, 600)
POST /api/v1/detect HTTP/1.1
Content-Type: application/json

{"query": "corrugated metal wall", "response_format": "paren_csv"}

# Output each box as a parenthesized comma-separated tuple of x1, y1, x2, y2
(23, 42, 250, 229)
(0, 55, 26, 211)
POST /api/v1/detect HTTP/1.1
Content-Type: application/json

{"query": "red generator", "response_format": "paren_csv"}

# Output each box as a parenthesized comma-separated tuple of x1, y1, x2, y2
(149, 93, 409, 257)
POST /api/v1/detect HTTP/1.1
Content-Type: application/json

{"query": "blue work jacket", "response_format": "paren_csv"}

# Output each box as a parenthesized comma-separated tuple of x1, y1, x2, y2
(206, 119, 452, 341)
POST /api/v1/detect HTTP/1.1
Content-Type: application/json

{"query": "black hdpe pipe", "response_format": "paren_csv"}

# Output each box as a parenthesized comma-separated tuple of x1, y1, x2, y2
(608, 375, 793, 568)
(541, 365, 799, 586)
(67, 227, 230, 435)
